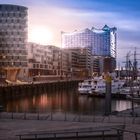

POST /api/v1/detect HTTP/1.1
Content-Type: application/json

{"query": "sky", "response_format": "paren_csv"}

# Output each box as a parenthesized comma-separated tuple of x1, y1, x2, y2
(1, 0, 140, 66)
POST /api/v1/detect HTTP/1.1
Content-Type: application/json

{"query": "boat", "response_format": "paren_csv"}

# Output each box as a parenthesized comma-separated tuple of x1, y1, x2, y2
(78, 75, 125, 95)
(78, 79, 93, 94)
(120, 86, 140, 99)
(91, 77, 125, 94)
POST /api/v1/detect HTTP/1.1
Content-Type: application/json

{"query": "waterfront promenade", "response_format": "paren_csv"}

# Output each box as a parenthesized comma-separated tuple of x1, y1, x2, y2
(0, 80, 140, 140)
(0, 107, 140, 140)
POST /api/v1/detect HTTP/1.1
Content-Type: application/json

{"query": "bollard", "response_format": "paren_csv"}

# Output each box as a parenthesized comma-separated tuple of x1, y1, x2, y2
(102, 131, 105, 140)
(117, 130, 121, 140)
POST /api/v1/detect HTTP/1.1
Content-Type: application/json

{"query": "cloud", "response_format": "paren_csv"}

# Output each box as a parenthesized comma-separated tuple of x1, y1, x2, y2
(28, 5, 140, 49)
(4, 0, 139, 65)
(0, 0, 140, 66)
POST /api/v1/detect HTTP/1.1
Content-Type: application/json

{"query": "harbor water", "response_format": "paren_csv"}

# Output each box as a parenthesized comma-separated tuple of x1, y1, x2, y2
(1, 87, 139, 115)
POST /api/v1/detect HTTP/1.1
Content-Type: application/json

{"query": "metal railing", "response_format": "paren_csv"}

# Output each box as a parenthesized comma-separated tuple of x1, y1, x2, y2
(16, 126, 140, 140)
(112, 128, 140, 140)
(16, 128, 118, 140)
(0, 111, 140, 124)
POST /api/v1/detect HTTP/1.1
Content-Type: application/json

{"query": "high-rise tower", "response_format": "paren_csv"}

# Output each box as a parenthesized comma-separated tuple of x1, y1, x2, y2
(0, 4, 28, 82)
(61, 25, 117, 74)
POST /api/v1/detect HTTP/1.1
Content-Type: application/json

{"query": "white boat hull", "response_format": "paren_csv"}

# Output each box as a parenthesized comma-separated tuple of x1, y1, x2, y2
(78, 76, 125, 95)
(78, 88, 92, 94)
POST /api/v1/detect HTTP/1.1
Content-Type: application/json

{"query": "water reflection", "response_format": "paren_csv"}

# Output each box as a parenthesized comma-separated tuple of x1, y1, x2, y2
(112, 100, 135, 111)
(2, 88, 139, 115)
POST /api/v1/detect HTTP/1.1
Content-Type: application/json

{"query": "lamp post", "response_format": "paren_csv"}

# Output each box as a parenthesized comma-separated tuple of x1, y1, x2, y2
(105, 73, 112, 116)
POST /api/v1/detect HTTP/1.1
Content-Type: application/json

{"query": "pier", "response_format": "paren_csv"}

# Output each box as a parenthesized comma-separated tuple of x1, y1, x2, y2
(0, 80, 80, 99)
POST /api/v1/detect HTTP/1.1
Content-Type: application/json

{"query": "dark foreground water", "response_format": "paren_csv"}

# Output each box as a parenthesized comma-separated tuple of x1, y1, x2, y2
(1, 88, 139, 115)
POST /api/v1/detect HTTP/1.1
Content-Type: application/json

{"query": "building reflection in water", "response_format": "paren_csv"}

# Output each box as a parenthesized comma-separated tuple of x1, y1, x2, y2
(112, 100, 138, 112)
(3, 89, 140, 115)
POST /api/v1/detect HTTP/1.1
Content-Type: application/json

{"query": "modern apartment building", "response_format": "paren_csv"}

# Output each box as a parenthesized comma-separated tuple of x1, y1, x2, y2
(0, 4, 28, 82)
(27, 43, 69, 81)
(51, 45, 68, 77)
(65, 47, 92, 78)
(92, 56, 116, 75)
(27, 43, 53, 78)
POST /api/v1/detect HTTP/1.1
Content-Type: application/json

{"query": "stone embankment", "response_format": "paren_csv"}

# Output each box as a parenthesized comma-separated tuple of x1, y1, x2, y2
(0, 80, 80, 98)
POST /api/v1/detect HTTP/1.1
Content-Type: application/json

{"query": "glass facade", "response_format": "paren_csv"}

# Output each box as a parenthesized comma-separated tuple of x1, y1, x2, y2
(0, 4, 28, 79)
(62, 25, 117, 58)
(62, 28, 93, 49)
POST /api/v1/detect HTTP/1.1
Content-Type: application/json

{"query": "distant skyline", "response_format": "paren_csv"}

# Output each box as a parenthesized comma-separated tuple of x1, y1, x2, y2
(1, 0, 140, 66)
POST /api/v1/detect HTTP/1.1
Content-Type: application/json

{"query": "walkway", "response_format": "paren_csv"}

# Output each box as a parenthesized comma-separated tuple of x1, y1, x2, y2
(0, 107, 140, 140)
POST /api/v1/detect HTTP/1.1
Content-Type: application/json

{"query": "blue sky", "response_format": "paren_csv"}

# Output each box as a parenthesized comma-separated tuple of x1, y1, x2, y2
(1, 0, 140, 66)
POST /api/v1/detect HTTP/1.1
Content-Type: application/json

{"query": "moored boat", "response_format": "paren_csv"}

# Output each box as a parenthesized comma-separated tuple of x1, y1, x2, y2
(78, 75, 125, 96)
(78, 80, 92, 94)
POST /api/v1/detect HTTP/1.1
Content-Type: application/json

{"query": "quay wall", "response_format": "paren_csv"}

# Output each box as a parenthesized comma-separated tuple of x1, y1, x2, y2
(0, 80, 80, 99)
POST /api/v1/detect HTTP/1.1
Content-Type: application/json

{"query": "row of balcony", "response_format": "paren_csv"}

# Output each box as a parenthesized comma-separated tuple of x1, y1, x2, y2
(0, 61, 27, 67)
